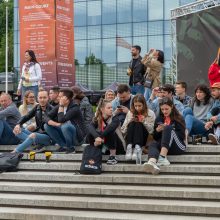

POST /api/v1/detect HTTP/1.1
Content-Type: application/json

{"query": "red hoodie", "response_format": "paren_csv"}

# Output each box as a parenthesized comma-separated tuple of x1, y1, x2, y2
(208, 63, 220, 86)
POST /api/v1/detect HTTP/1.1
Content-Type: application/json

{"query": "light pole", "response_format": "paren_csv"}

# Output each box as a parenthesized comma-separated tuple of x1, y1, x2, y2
(5, 0, 9, 93)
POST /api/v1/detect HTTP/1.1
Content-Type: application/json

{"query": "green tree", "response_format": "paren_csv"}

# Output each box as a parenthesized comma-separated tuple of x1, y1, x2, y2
(0, 0, 14, 72)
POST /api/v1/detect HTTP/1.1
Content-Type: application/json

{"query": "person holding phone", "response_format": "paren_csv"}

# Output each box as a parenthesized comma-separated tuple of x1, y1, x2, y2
(143, 98, 186, 175)
(121, 94, 155, 162)
(208, 48, 220, 86)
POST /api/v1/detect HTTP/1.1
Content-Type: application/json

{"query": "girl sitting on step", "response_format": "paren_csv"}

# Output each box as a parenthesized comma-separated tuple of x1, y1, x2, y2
(87, 99, 125, 165)
(121, 94, 155, 163)
(143, 98, 186, 175)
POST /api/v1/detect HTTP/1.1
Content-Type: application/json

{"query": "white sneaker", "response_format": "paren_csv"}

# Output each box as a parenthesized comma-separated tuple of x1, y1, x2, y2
(208, 134, 220, 145)
(157, 155, 170, 166)
(131, 148, 137, 161)
(143, 160, 160, 175)
(125, 144, 132, 161)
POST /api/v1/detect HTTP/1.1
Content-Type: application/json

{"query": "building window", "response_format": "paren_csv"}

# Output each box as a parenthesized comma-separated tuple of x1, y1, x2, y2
(74, 2, 87, 26)
(117, 0, 132, 23)
(88, 1, 101, 26)
(102, 0, 116, 24)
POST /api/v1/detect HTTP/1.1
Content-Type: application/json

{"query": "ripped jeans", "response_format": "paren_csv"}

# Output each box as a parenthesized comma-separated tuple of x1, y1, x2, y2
(15, 129, 51, 153)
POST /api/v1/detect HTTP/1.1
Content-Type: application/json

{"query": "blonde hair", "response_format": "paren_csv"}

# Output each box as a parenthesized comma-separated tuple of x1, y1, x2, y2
(19, 90, 37, 116)
(104, 89, 115, 101)
(93, 98, 111, 128)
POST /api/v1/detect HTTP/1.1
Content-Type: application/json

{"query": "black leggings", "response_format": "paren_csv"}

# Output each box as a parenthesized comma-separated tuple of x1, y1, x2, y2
(148, 125, 186, 160)
(126, 121, 149, 147)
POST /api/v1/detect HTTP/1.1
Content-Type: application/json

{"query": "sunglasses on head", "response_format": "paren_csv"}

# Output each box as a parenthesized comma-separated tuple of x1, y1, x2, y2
(158, 97, 173, 105)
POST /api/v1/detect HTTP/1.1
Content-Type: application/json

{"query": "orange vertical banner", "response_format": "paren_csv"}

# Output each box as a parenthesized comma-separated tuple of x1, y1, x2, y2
(56, 0, 75, 87)
(19, 0, 57, 89)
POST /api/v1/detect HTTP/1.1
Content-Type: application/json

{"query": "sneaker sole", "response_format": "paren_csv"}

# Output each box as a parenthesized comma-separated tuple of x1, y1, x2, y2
(208, 134, 219, 145)
(106, 161, 118, 165)
(143, 163, 160, 175)
(157, 161, 170, 166)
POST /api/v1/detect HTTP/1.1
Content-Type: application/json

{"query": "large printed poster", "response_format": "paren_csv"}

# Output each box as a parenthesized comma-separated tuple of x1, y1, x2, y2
(19, 0, 75, 88)
(56, 0, 75, 87)
(177, 6, 220, 94)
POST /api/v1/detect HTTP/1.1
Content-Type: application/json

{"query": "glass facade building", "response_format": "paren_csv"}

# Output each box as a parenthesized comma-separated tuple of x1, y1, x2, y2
(13, 0, 196, 90)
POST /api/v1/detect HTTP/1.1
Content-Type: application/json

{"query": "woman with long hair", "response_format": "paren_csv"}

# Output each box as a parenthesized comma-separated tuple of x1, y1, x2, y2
(143, 98, 186, 175)
(18, 90, 37, 131)
(183, 84, 214, 139)
(87, 98, 125, 165)
(121, 94, 155, 162)
(17, 50, 42, 99)
(141, 49, 164, 101)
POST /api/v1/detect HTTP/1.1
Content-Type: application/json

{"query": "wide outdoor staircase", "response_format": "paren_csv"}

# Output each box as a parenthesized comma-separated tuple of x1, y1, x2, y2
(0, 144, 220, 219)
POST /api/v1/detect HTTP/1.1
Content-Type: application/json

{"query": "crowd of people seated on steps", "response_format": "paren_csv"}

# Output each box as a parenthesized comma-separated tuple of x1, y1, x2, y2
(1, 81, 220, 175)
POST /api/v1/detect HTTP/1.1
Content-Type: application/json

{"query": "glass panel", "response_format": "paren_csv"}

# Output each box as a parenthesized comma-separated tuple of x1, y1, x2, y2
(133, 0, 148, 22)
(88, 64, 101, 90)
(103, 64, 117, 88)
(117, 0, 132, 23)
(164, 0, 179, 19)
(117, 37, 132, 62)
(164, 35, 171, 60)
(88, 26, 101, 39)
(180, 0, 196, 5)
(148, 0, 164, 21)
(102, 24, 116, 38)
(75, 65, 88, 85)
(133, 36, 148, 57)
(133, 22, 148, 36)
(148, 21, 163, 35)
(164, 20, 171, 34)
(102, 0, 116, 24)
(75, 27, 87, 40)
(88, 1, 101, 25)
(75, 40, 87, 64)
(148, 35, 164, 51)
(14, 6, 19, 30)
(88, 39, 101, 59)
(102, 38, 116, 63)
(74, 2, 87, 26)
(117, 23, 132, 38)
(117, 62, 130, 84)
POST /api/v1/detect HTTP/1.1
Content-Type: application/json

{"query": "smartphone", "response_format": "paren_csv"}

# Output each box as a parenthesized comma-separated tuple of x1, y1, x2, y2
(117, 105, 123, 109)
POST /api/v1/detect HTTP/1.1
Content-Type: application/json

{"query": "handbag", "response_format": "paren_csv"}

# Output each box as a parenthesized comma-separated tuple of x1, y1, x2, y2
(144, 76, 153, 88)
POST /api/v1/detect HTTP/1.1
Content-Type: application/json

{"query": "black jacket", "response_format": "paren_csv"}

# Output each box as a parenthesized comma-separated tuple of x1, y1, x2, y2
(129, 56, 145, 86)
(87, 115, 120, 145)
(47, 101, 87, 142)
(153, 116, 185, 142)
(17, 103, 53, 133)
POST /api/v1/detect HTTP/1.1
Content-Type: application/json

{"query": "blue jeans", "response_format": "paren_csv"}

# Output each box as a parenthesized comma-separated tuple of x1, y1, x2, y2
(131, 84, 145, 95)
(0, 120, 20, 145)
(15, 131, 51, 153)
(22, 85, 38, 100)
(44, 123, 78, 149)
(144, 87, 152, 101)
(183, 107, 208, 136)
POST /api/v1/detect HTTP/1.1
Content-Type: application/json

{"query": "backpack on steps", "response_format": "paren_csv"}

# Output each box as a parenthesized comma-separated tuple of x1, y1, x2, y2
(80, 145, 102, 175)
(0, 152, 23, 173)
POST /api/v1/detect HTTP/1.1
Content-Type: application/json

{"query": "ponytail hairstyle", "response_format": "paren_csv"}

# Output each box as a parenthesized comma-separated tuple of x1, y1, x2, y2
(93, 98, 111, 129)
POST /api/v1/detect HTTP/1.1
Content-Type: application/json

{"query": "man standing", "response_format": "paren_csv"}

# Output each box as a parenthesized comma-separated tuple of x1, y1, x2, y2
(127, 45, 145, 95)
(0, 93, 21, 145)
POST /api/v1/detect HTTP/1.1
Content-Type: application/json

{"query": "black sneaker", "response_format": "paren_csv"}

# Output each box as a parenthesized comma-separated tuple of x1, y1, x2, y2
(66, 147, 76, 154)
(106, 156, 118, 165)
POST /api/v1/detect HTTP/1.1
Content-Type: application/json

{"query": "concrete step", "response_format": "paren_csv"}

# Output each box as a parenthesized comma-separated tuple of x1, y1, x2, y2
(0, 207, 218, 220)
(1, 171, 220, 187)
(17, 153, 220, 164)
(17, 161, 220, 175)
(0, 193, 220, 216)
(0, 181, 219, 200)
(1, 144, 220, 154)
